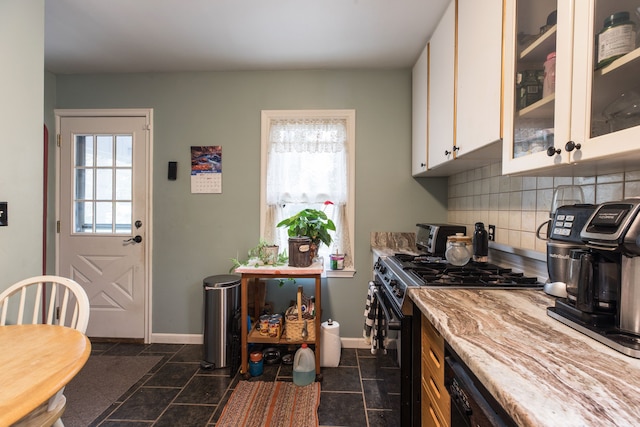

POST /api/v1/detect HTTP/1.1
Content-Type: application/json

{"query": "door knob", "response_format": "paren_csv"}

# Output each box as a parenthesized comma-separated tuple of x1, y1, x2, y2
(123, 235, 142, 244)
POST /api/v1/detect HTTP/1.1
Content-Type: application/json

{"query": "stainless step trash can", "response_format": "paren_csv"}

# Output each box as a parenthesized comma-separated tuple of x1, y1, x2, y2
(201, 274, 240, 370)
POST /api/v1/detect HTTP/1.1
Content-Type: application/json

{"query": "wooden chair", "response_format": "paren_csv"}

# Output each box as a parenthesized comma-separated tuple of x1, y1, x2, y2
(0, 275, 90, 427)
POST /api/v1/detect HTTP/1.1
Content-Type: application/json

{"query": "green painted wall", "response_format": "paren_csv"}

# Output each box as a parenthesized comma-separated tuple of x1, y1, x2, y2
(52, 70, 448, 338)
(0, 1, 44, 290)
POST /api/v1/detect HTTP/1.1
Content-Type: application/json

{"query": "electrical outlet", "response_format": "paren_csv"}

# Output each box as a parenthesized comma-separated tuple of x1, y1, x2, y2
(0, 202, 7, 226)
(488, 224, 495, 241)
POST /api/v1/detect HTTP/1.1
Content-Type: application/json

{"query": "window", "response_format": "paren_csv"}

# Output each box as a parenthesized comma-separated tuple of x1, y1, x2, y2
(73, 133, 133, 234)
(260, 110, 355, 274)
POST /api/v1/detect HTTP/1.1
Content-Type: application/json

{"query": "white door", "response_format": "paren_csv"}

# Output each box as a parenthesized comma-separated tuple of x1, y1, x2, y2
(57, 111, 151, 340)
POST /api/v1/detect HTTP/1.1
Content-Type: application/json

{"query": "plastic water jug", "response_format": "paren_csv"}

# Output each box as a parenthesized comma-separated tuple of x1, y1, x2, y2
(293, 343, 315, 386)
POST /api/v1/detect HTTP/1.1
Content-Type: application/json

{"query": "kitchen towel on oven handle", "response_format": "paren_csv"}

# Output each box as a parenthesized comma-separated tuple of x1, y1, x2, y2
(363, 281, 386, 354)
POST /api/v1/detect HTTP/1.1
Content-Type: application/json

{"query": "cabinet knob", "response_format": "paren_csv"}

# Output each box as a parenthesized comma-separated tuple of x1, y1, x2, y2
(444, 146, 459, 156)
(546, 146, 561, 156)
(565, 141, 582, 152)
(420, 163, 426, 167)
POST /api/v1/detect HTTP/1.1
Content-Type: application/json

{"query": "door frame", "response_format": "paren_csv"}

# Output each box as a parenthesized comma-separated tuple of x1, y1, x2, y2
(54, 108, 154, 343)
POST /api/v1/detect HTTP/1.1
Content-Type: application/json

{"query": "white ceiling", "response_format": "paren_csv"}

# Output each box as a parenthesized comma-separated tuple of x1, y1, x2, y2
(44, 0, 449, 74)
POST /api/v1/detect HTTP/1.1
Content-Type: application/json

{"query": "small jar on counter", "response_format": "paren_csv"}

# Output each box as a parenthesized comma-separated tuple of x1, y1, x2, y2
(445, 234, 472, 266)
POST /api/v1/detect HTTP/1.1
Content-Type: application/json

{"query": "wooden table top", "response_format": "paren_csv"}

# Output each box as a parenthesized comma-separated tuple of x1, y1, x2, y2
(0, 324, 91, 425)
(234, 262, 324, 276)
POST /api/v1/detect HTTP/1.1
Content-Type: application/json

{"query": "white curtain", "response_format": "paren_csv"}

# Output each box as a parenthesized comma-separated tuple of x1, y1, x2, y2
(265, 118, 352, 267)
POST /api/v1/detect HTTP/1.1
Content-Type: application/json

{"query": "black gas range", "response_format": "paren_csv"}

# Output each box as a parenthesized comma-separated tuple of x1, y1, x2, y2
(372, 253, 542, 426)
(376, 253, 543, 314)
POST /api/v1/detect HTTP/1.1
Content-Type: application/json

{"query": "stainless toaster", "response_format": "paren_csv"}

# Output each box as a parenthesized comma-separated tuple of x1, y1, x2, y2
(416, 223, 466, 257)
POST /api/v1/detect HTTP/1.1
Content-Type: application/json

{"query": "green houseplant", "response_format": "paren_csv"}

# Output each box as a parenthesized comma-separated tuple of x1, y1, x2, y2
(277, 205, 336, 252)
(230, 239, 288, 271)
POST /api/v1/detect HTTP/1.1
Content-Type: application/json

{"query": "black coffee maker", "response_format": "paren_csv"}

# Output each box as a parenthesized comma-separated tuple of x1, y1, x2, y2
(548, 198, 640, 358)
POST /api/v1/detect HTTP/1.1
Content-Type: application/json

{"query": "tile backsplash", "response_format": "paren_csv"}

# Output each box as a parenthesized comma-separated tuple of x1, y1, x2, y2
(447, 162, 640, 254)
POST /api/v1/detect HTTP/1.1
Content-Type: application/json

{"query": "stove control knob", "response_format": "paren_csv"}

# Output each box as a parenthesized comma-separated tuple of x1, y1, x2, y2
(380, 265, 387, 274)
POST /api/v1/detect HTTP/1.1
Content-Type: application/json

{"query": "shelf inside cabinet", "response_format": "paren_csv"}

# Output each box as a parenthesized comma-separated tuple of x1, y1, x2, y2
(520, 25, 556, 63)
(517, 93, 555, 119)
(592, 47, 640, 117)
(595, 47, 640, 84)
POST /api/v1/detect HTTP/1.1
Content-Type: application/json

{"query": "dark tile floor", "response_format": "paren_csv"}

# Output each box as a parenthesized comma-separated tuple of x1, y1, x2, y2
(87, 342, 401, 426)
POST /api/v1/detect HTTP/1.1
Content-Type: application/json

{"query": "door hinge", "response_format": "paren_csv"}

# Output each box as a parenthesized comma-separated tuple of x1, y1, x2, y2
(57, 134, 61, 147)
(57, 220, 60, 233)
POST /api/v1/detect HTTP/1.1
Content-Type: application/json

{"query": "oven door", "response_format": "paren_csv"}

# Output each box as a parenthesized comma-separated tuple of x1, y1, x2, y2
(371, 276, 417, 426)
(373, 285, 402, 331)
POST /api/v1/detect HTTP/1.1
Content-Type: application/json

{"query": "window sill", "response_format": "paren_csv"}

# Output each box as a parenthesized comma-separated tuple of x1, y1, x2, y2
(324, 268, 356, 278)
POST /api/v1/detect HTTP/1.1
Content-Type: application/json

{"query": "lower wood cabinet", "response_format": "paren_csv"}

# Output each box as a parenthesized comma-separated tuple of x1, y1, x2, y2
(421, 315, 450, 427)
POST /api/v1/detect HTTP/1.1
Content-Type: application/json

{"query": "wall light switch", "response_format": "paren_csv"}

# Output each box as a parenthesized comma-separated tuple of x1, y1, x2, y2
(0, 202, 7, 226)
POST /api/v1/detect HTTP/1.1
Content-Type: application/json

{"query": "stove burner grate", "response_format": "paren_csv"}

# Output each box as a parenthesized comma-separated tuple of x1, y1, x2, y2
(393, 254, 540, 288)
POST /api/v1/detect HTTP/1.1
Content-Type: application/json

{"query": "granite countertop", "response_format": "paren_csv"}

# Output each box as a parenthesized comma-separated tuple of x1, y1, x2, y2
(409, 288, 640, 427)
(370, 231, 420, 258)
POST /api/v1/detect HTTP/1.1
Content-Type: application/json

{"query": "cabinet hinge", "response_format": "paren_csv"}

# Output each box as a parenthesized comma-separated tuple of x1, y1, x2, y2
(56, 221, 60, 233)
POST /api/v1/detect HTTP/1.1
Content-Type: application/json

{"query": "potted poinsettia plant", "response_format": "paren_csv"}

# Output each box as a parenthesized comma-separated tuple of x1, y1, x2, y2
(277, 201, 336, 260)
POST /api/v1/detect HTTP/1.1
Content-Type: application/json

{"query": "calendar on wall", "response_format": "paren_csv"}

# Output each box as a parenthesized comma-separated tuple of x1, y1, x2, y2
(190, 146, 222, 194)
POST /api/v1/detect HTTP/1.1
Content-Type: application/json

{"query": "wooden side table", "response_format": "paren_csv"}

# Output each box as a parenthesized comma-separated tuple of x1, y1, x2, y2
(234, 263, 323, 377)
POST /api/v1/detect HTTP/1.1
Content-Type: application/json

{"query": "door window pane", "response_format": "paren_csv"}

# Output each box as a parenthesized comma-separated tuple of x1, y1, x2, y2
(96, 135, 113, 167)
(96, 169, 113, 200)
(75, 169, 93, 200)
(75, 135, 94, 167)
(115, 202, 132, 233)
(95, 202, 113, 233)
(116, 136, 133, 166)
(74, 201, 93, 233)
(115, 169, 132, 199)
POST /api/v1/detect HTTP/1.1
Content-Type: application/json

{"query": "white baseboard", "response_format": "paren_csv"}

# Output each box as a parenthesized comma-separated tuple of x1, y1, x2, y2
(341, 337, 371, 349)
(149, 333, 371, 348)
(150, 333, 204, 344)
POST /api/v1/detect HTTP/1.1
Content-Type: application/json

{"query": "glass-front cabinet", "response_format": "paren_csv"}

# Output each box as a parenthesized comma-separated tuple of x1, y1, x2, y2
(503, 0, 640, 175)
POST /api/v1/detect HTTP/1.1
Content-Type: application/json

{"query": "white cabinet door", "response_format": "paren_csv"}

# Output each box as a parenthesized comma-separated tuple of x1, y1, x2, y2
(569, 0, 640, 171)
(412, 43, 429, 176)
(502, 0, 574, 175)
(428, 1, 456, 169)
(456, 0, 503, 156)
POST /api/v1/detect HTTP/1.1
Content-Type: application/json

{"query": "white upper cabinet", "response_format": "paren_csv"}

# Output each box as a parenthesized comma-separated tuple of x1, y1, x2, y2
(428, 0, 456, 170)
(412, 43, 429, 176)
(503, 0, 640, 175)
(456, 0, 503, 156)
(412, 0, 504, 177)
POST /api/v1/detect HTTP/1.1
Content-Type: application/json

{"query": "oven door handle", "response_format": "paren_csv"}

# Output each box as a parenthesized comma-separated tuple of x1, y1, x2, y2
(371, 283, 401, 330)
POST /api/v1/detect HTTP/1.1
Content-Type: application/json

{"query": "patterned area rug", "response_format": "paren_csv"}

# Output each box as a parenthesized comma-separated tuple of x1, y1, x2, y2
(217, 381, 321, 427)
